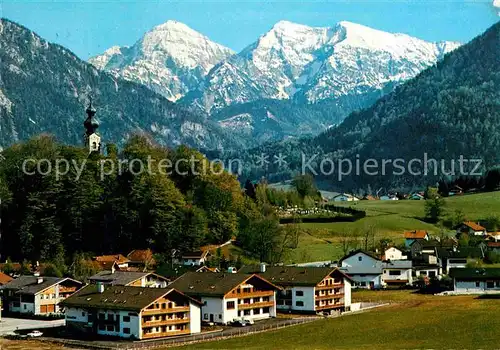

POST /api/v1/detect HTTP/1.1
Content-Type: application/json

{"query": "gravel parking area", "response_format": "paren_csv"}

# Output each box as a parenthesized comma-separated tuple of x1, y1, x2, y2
(0, 317, 65, 335)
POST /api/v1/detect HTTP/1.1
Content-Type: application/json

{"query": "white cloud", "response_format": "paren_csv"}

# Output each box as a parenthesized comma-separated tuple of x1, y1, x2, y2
(494, 0, 500, 16)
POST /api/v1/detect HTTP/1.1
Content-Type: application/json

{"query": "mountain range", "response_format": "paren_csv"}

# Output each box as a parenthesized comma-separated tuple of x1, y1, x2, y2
(91, 20, 460, 144)
(227, 21, 500, 191)
(0, 19, 237, 151)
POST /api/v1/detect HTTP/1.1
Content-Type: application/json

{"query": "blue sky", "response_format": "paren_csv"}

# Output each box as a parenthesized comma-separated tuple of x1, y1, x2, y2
(2, 0, 498, 60)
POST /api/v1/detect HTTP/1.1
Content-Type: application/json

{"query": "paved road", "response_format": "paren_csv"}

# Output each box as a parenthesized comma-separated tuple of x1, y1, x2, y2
(0, 317, 65, 335)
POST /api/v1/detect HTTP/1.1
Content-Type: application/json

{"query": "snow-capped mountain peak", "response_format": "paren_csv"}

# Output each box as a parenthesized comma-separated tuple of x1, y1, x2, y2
(182, 20, 460, 113)
(89, 20, 234, 101)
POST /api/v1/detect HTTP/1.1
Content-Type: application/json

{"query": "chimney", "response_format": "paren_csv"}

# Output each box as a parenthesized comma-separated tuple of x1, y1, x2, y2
(37, 277, 43, 284)
(97, 282, 105, 294)
(260, 263, 266, 273)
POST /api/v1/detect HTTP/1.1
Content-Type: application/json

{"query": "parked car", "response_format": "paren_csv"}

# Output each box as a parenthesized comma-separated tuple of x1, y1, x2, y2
(27, 330, 43, 337)
(232, 318, 249, 327)
(243, 318, 254, 325)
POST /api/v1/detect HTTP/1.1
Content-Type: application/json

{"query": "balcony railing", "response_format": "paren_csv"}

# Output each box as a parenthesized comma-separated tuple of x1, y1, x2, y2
(315, 302, 344, 311)
(316, 283, 343, 290)
(142, 318, 190, 328)
(238, 301, 274, 310)
(315, 293, 344, 301)
(231, 290, 274, 299)
(142, 329, 190, 339)
(142, 306, 190, 315)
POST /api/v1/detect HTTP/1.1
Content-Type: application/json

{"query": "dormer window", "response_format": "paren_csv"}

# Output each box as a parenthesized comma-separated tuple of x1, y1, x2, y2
(358, 256, 362, 261)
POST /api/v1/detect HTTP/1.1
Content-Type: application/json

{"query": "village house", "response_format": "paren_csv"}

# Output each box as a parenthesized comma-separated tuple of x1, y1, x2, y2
(455, 221, 487, 237)
(61, 284, 202, 340)
(412, 254, 441, 279)
(486, 241, 500, 253)
(380, 195, 398, 201)
(169, 272, 280, 324)
(485, 232, 500, 242)
(332, 193, 359, 202)
(384, 247, 407, 260)
(382, 260, 413, 287)
(175, 251, 211, 266)
(339, 250, 383, 289)
(408, 193, 424, 200)
(449, 268, 500, 294)
(94, 255, 130, 270)
(404, 230, 429, 247)
(436, 247, 485, 274)
(89, 269, 170, 288)
(1, 276, 82, 315)
(126, 249, 156, 270)
(239, 265, 352, 314)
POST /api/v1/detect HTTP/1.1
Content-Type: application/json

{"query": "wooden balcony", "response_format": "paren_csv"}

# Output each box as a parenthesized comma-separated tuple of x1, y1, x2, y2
(316, 283, 343, 291)
(238, 301, 274, 310)
(142, 318, 190, 328)
(142, 306, 190, 315)
(231, 290, 274, 299)
(315, 293, 344, 301)
(315, 303, 344, 311)
(142, 329, 190, 339)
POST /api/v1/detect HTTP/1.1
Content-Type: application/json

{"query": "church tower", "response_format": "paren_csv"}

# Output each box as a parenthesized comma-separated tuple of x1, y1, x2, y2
(83, 98, 101, 154)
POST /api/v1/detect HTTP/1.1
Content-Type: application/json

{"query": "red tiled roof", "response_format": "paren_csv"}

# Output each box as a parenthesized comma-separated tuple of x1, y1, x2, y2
(404, 230, 428, 239)
(487, 242, 500, 248)
(462, 221, 486, 231)
(94, 254, 130, 264)
(127, 249, 155, 264)
(0, 271, 13, 285)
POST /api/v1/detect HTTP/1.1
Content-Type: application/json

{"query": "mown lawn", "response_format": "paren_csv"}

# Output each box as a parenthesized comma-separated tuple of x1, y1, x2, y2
(173, 290, 500, 350)
(284, 191, 500, 263)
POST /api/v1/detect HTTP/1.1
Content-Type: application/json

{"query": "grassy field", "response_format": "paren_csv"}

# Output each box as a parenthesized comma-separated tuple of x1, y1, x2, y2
(173, 290, 500, 350)
(283, 191, 500, 263)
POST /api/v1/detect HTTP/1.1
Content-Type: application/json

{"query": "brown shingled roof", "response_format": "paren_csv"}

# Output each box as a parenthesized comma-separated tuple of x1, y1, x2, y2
(239, 266, 353, 286)
(169, 272, 281, 297)
(60, 284, 202, 311)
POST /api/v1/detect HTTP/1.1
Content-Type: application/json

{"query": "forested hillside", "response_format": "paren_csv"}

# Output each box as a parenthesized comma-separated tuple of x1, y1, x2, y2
(0, 136, 284, 271)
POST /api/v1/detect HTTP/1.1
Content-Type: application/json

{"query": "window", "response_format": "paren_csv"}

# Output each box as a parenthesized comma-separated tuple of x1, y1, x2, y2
(263, 307, 270, 314)
(123, 327, 130, 334)
(358, 256, 363, 261)
(219, 314, 222, 319)
(106, 324, 114, 331)
(81, 312, 86, 317)
(254, 308, 260, 314)
(285, 300, 292, 306)
(99, 313, 105, 320)
(98, 324, 105, 331)
(429, 271, 436, 277)
(204, 313, 208, 320)
(476, 282, 481, 287)
(389, 270, 400, 276)
(296, 301, 304, 307)
(226, 301, 235, 310)
(295, 291, 304, 297)
(359, 282, 367, 287)
(123, 316, 130, 322)
(13, 301, 20, 307)
(262, 296, 269, 302)
(238, 311, 241, 316)
(487, 281, 495, 289)
(24, 305, 27, 310)
(244, 310, 251, 316)
(277, 300, 284, 305)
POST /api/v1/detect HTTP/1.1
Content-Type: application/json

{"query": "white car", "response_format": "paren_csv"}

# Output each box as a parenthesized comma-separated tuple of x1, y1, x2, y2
(27, 330, 43, 337)
(243, 318, 254, 325)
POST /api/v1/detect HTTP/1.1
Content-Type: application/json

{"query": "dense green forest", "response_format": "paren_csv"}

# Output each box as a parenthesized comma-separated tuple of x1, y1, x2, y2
(0, 135, 297, 272)
(218, 21, 500, 191)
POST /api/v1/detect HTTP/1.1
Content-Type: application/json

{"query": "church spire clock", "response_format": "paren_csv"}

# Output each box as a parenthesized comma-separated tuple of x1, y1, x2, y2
(83, 96, 101, 154)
